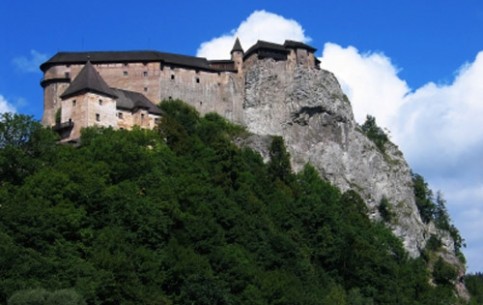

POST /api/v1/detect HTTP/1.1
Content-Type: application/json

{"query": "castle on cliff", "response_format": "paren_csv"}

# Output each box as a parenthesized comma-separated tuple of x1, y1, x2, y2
(40, 39, 319, 141)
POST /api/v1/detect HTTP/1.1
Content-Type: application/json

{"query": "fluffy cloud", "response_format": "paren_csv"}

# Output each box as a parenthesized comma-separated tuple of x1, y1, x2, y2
(320, 43, 409, 130)
(321, 43, 483, 272)
(0, 95, 16, 114)
(12, 50, 48, 73)
(197, 10, 310, 59)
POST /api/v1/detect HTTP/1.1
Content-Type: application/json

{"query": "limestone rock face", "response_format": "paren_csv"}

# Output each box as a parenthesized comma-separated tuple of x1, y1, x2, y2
(239, 59, 454, 259)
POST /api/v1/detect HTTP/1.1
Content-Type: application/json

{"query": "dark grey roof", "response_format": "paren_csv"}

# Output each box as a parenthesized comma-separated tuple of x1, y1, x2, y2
(112, 88, 162, 115)
(61, 61, 117, 99)
(230, 38, 244, 54)
(41, 50, 212, 72)
(243, 40, 290, 59)
(283, 40, 317, 52)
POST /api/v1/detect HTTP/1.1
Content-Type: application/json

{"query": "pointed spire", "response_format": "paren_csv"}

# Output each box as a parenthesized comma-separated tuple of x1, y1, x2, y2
(231, 37, 244, 54)
(61, 61, 117, 99)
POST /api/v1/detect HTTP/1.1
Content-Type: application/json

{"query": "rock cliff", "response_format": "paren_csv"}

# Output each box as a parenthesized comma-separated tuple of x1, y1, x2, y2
(237, 58, 460, 264)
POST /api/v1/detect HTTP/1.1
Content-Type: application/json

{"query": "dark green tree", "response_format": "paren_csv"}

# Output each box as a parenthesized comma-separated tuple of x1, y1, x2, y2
(361, 115, 389, 153)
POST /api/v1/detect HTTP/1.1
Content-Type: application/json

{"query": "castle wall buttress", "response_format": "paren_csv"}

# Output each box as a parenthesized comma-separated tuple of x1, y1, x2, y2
(42, 81, 70, 126)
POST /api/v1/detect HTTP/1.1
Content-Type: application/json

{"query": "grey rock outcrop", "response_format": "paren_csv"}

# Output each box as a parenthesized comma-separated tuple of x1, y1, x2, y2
(238, 58, 455, 259)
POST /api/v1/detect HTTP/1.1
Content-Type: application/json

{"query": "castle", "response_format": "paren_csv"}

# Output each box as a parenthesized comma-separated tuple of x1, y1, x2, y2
(40, 39, 319, 141)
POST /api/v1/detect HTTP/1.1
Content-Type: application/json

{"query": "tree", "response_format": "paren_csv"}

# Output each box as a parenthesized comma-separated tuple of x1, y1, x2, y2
(412, 173, 435, 223)
(267, 136, 293, 185)
(0, 113, 57, 184)
(361, 115, 389, 153)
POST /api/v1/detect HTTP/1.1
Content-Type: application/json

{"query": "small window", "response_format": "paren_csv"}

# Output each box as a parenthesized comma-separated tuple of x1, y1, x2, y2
(123, 71, 128, 76)
(96, 113, 100, 121)
(200, 101, 203, 106)
(123, 63, 128, 67)
(144, 87, 148, 92)
(118, 112, 123, 119)
(99, 99, 103, 105)
(171, 74, 175, 80)
(65, 72, 70, 78)
(196, 77, 200, 83)
(168, 96, 172, 100)
(72, 99, 76, 106)
(143, 71, 148, 77)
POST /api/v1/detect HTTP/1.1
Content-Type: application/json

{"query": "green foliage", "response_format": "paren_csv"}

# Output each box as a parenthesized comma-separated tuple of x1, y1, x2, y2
(466, 273, 483, 304)
(8, 288, 85, 305)
(412, 173, 435, 223)
(268, 136, 293, 185)
(432, 257, 458, 286)
(378, 196, 393, 222)
(412, 173, 465, 254)
(0, 103, 464, 305)
(361, 115, 389, 153)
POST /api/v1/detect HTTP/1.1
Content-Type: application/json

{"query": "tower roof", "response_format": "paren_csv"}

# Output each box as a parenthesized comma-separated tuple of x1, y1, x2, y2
(61, 61, 117, 99)
(230, 38, 244, 54)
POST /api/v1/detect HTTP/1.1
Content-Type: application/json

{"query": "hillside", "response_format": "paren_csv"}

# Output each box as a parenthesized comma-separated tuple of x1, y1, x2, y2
(0, 105, 470, 305)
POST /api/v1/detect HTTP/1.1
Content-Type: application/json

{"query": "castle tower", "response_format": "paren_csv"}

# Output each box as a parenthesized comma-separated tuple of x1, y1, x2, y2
(230, 38, 244, 73)
(59, 61, 118, 141)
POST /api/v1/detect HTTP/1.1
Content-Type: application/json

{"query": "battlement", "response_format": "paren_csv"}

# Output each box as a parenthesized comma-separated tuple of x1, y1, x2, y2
(40, 39, 318, 142)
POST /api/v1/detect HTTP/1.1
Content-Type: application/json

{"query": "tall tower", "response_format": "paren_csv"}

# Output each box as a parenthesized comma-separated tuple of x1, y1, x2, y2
(230, 38, 244, 73)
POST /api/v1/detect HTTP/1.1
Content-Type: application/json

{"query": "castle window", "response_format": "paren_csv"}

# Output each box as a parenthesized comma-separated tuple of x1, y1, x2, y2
(196, 77, 200, 83)
(123, 71, 128, 76)
(143, 71, 148, 77)
(96, 113, 100, 121)
(72, 100, 76, 106)
(144, 87, 148, 92)
(118, 112, 123, 119)
(99, 99, 103, 105)
(171, 74, 175, 80)
(65, 72, 70, 78)
(168, 96, 172, 100)
(124, 63, 128, 67)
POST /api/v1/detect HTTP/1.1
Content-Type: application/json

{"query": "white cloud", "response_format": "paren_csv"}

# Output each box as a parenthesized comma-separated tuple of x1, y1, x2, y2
(12, 50, 48, 73)
(320, 43, 409, 130)
(197, 10, 310, 59)
(320, 43, 483, 272)
(0, 95, 16, 113)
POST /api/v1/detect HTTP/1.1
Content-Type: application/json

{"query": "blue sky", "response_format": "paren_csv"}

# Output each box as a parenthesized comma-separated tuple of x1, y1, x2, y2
(1, 0, 482, 272)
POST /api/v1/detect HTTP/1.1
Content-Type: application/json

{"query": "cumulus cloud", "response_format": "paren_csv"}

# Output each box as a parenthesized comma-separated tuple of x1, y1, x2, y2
(0, 95, 16, 114)
(321, 43, 483, 272)
(197, 10, 310, 59)
(320, 43, 409, 130)
(12, 50, 48, 73)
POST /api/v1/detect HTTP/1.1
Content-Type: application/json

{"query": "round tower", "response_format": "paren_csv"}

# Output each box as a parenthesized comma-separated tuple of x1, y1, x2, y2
(230, 38, 244, 73)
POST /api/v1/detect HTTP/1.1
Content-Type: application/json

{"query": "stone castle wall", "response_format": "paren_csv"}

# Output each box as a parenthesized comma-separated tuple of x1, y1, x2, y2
(41, 42, 320, 136)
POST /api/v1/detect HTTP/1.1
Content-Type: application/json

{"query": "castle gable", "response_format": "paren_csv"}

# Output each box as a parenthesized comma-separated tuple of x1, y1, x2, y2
(112, 88, 162, 115)
(60, 61, 117, 99)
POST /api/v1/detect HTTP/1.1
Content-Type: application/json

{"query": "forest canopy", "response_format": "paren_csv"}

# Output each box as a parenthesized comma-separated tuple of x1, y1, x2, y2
(0, 103, 469, 304)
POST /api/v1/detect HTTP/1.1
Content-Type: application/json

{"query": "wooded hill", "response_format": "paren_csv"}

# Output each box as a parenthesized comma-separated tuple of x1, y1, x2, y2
(0, 101, 472, 304)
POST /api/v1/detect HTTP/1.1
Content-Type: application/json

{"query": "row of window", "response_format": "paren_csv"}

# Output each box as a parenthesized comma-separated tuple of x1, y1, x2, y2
(71, 99, 103, 107)
(170, 74, 200, 83)
(123, 71, 149, 77)
(97, 113, 145, 121)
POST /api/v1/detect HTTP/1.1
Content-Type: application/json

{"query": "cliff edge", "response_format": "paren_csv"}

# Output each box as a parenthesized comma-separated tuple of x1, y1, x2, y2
(238, 58, 464, 278)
